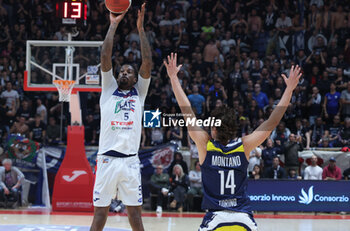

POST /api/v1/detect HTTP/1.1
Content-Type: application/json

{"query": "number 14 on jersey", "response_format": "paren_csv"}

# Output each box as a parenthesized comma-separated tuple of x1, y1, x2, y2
(219, 170, 236, 195)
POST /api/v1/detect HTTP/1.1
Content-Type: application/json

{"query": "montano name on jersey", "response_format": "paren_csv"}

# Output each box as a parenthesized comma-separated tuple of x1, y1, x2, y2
(98, 69, 150, 156)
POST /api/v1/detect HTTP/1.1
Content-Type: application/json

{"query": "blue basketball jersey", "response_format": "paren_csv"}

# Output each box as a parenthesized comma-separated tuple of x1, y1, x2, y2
(201, 138, 252, 215)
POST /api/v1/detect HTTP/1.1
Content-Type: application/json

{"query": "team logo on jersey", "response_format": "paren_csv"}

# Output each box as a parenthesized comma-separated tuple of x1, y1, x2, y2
(143, 109, 161, 127)
(114, 99, 135, 114)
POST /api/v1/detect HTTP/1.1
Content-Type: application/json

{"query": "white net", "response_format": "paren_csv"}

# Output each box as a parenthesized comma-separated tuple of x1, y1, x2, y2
(53, 80, 76, 102)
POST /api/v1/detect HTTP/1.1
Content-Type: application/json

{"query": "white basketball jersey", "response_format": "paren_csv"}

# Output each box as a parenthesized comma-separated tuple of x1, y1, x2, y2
(98, 69, 150, 155)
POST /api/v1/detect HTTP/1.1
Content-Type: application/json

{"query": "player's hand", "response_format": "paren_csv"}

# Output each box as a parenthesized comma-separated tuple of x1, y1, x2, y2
(110, 11, 127, 25)
(164, 53, 182, 80)
(282, 65, 302, 91)
(137, 3, 146, 31)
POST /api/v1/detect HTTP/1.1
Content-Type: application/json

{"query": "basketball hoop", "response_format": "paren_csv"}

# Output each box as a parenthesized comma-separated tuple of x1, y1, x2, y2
(53, 80, 76, 102)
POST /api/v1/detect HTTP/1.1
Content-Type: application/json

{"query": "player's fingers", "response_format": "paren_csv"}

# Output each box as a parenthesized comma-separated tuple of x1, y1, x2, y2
(282, 74, 288, 83)
(174, 53, 177, 65)
(163, 60, 168, 69)
(178, 65, 183, 71)
(171, 52, 174, 62)
(291, 65, 294, 74)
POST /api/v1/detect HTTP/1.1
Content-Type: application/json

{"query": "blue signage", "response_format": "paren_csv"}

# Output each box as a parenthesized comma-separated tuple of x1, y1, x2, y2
(247, 180, 350, 212)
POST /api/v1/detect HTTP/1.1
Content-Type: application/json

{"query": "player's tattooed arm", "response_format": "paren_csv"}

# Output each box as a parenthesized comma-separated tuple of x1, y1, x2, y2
(101, 12, 127, 72)
(138, 3, 152, 79)
(164, 53, 210, 164)
(242, 65, 302, 159)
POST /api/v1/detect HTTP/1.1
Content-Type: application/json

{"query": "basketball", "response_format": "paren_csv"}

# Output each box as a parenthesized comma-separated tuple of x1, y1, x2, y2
(105, 0, 132, 14)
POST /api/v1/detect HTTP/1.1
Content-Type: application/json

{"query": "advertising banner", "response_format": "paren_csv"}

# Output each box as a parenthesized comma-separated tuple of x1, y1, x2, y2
(247, 180, 350, 212)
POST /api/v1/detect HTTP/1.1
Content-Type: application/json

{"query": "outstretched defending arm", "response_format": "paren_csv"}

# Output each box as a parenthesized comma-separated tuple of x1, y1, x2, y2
(164, 53, 210, 164)
(138, 3, 152, 79)
(101, 12, 126, 72)
(242, 66, 302, 159)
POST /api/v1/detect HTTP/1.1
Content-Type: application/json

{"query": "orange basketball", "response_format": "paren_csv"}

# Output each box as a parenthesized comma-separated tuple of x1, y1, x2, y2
(105, 0, 132, 14)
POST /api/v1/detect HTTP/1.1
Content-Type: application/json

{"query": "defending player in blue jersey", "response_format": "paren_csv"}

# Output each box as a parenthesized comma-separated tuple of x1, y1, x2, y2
(164, 53, 302, 231)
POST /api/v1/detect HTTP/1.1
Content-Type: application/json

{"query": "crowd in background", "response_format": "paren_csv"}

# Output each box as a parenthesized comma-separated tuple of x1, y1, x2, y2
(0, 0, 350, 207)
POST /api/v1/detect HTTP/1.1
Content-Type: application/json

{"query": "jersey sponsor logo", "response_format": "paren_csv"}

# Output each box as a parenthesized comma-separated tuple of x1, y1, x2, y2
(62, 170, 87, 182)
(111, 121, 134, 130)
(114, 99, 135, 114)
(143, 109, 161, 127)
(111, 121, 134, 126)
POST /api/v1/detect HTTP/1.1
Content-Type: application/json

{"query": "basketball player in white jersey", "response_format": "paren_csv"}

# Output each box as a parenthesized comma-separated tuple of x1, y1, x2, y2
(90, 4, 151, 231)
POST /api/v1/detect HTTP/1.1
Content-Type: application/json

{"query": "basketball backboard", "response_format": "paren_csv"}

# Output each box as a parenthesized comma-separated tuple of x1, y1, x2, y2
(24, 40, 103, 93)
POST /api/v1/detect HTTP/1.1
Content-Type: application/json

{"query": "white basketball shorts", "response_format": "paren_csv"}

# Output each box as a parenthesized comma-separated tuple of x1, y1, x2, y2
(199, 210, 258, 231)
(93, 155, 142, 207)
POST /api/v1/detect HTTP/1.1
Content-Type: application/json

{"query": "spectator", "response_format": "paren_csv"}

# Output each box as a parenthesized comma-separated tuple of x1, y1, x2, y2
(283, 133, 303, 175)
(187, 160, 202, 211)
(261, 138, 282, 169)
(29, 114, 46, 143)
(323, 82, 341, 122)
(264, 156, 286, 179)
(291, 119, 308, 146)
(123, 41, 141, 61)
(0, 98, 16, 133)
(343, 167, 350, 180)
(149, 165, 169, 214)
(169, 164, 189, 212)
(340, 82, 350, 118)
(168, 152, 188, 175)
(339, 117, 350, 146)
(188, 85, 205, 117)
(206, 78, 227, 111)
(0, 159, 24, 208)
(150, 127, 164, 146)
(322, 157, 342, 180)
(201, 19, 215, 41)
(220, 31, 236, 55)
(16, 100, 32, 121)
(275, 11, 292, 35)
(248, 146, 262, 174)
(327, 115, 342, 147)
(1, 82, 19, 109)
(10, 116, 29, 137)
(167, 124, 183, 147)
(270, 122, 291, 144)
(36, 99, 47, 124)
(288, 169, 301, 180)
(253, 83, 269, 109)
(307, 117, 326, 148)
(304, 155, 323, 180)
(46, 117, 60, 145)
(307, 86, 322, 125)
(249, 164, 262, 180)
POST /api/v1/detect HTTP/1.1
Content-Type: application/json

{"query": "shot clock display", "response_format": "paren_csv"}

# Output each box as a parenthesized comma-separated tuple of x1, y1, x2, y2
(56, 0, 87, 27)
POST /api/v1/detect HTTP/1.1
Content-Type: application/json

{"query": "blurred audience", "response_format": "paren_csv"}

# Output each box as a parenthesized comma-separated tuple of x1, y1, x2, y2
(322, 157, 342, 180)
